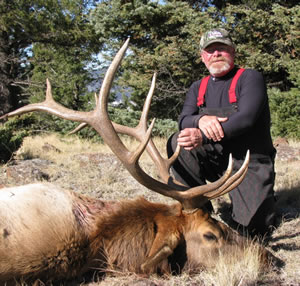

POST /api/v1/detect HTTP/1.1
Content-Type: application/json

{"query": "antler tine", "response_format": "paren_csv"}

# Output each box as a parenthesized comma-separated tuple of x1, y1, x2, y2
(68, 122, 87, 135)
(0, 79, 94, 124)
(112, 73, 183, 185)
(205, 150, 249, 200)
(179, 151, 249, 205)
(137, 74, 184, 183)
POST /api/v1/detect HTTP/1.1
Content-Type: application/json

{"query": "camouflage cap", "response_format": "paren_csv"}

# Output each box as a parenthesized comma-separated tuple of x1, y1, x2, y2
(199, 28, 235, 51)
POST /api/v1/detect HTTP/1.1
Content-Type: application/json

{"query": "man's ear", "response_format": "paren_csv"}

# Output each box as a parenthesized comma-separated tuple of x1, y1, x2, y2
(231, 47, 236, 58)
(200, 51, 205, 62)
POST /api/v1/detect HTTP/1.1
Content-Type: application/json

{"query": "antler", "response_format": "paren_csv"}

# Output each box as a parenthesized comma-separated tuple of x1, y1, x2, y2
(0, 39, 249, 210)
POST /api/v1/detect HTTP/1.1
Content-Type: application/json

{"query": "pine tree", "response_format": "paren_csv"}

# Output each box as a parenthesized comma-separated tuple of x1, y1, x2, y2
(0, 0, 101, 115)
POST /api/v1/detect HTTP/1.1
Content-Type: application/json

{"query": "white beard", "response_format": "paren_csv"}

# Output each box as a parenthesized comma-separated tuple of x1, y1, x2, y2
(208, 62, 231, 77)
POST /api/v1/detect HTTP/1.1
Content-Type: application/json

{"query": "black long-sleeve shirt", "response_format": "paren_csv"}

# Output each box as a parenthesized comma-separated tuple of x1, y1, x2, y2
(178, 67, 275, 159)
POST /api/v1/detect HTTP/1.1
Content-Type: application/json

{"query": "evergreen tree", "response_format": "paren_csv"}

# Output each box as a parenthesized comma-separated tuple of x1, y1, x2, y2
(0, 0, 102, 161)
(90, 0, 212, 119)
(0, 0, 101, 115)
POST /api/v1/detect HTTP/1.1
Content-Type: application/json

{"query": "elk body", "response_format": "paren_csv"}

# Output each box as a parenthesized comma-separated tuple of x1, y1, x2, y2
(0, 183, 250, 283)
(0, 39, 274, 284)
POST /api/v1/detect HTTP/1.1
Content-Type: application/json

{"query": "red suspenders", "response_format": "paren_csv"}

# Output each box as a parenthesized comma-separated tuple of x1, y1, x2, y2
(197, 75, 210, 106)
(197, 68, 245, 107)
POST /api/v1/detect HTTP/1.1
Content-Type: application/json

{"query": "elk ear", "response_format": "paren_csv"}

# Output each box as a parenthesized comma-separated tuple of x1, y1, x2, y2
(141, 244, 174, 274)
(141, 218, 182, 273)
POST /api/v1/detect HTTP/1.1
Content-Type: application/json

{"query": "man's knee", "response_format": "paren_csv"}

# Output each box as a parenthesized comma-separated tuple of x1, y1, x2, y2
(248, 196, 276, 237)
(167, 132, 179, 158)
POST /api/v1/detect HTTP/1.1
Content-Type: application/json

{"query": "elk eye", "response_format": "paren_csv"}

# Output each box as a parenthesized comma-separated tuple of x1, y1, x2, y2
(203, 232, 218, 241)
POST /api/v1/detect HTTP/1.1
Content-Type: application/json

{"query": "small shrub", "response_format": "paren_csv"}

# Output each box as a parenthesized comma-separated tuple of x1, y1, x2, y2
(152, 118, 178, 138)
(269, 87, 300, 139)
(0, 124, 27, 163)
(0, 113, 42, 162)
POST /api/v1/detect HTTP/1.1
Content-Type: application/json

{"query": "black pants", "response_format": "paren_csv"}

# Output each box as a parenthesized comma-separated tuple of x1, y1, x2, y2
(167, 132, 276, 236)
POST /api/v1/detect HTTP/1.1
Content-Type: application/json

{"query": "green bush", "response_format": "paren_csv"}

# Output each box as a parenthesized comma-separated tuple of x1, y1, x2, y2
(269, 88, 300, 139)
(152, 118, 178, 138)
(108, 106, 178, 138)
(0, 116, 32, 163)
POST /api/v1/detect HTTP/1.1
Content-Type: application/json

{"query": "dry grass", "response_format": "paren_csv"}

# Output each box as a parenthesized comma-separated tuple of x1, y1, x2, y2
(13, 134, 171, 202)
(195, 244, 263, 286)
(85, 242, 265, 286)
(1, 133, 300, 285)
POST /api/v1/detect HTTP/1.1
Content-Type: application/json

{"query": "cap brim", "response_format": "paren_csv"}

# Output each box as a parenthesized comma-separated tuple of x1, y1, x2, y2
(201, 39, 235, 50)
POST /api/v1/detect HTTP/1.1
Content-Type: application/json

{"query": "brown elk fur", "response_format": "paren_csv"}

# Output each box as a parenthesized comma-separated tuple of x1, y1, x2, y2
(90, 197, 184, 274)
(0, 183, 275, 284)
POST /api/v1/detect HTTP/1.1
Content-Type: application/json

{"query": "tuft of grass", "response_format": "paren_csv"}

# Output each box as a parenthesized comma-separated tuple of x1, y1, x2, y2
(196, 243, 263, 286)
(16, 133, 110, 161)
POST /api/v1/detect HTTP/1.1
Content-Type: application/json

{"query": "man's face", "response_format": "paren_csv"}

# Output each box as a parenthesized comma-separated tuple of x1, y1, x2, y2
(201, 43, 235, 77)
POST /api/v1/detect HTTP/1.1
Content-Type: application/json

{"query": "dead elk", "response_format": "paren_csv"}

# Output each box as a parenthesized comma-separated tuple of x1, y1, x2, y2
(0, 39, 274, 284)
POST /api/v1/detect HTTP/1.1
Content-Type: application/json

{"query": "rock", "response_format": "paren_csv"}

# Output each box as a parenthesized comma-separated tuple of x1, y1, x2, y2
(273, 138, 300, 162)
(126, 278, 160, 286)
(5, 159, 51, 184)
(273, 137, 289, 147)
(275, 145, 300, 162)
(42, 143, 61, 153)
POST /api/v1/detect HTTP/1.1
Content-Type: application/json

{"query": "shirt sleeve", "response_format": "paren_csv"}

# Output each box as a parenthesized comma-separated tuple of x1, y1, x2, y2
(178, 80, 202, 130)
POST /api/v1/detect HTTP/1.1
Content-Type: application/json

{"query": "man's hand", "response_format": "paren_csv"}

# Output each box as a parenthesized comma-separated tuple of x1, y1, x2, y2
(177, 128, 203, 150)
(198, 115, 228, 142)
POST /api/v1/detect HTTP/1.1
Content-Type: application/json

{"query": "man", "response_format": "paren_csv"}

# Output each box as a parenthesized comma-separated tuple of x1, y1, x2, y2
(167, 28, 276, 237)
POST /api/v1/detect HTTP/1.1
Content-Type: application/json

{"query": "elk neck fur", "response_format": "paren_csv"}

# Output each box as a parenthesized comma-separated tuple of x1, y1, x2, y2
(0, 183, 192, 280)
(89, 196, 186, 274)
